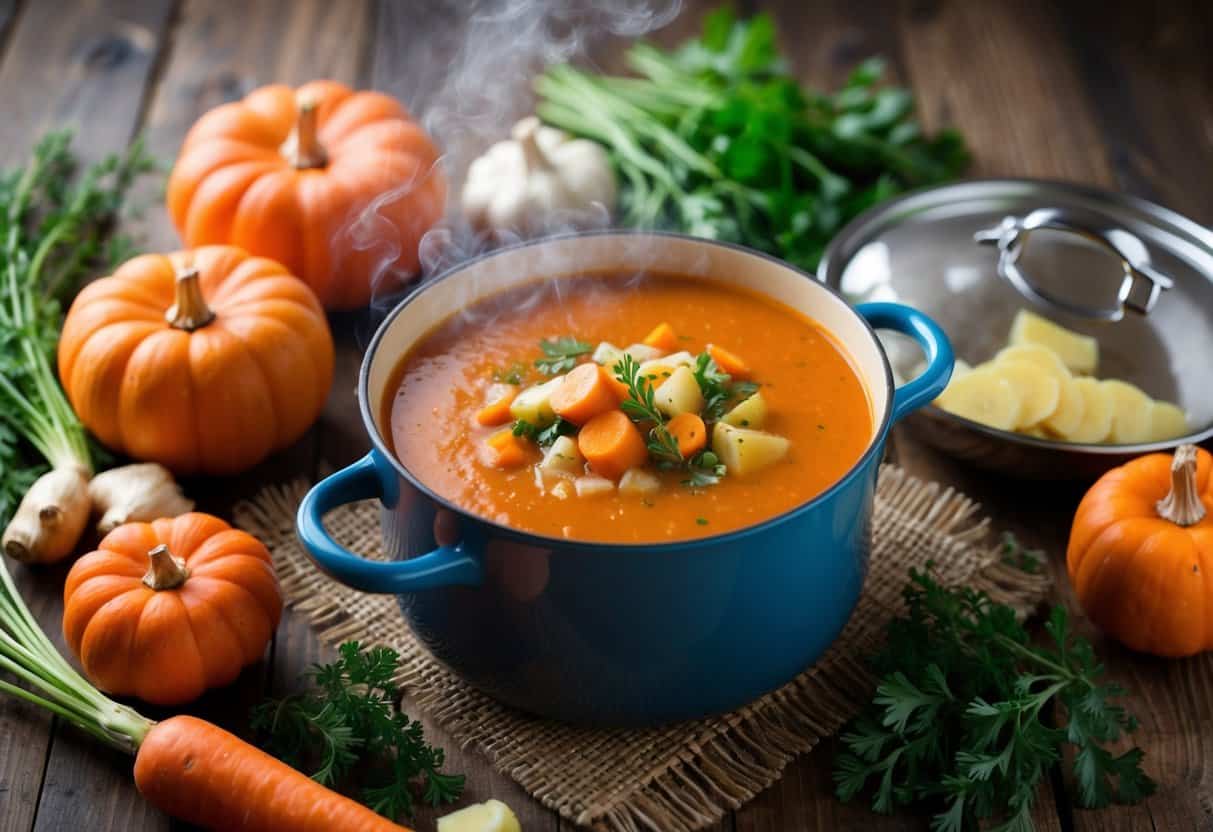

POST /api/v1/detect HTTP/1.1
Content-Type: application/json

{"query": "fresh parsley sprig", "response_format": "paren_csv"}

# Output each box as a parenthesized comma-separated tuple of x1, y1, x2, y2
(534, 336, 592, 375)
(252, 642, 464, 821)
(512, 417, 575, 447)
(691, 352, 759, 422)
(612, 354, 684, 466)
(834, 563, 1153, 831)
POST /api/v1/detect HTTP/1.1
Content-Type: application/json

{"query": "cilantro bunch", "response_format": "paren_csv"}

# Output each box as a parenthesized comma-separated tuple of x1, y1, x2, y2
(536, 8, 968, 271)
(835, 564, 1153, 831)
(252, 642, 464, 821)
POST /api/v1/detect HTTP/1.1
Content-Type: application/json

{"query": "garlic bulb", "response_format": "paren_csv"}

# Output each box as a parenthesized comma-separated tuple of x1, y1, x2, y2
(88, 463, 194, 535)
(461, 116, 616, 234)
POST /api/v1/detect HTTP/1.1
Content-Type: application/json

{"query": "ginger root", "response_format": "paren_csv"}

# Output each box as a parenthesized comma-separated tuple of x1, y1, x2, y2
(2, 466, 92, 564)
(89, 463, 194, 535)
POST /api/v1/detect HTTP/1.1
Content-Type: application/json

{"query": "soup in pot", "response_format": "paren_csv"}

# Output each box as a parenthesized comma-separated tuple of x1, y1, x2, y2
(385, 272, 873, 543)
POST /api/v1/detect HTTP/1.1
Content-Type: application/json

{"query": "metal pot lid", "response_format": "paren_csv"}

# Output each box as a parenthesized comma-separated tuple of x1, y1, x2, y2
(818, 178, 1213, 444)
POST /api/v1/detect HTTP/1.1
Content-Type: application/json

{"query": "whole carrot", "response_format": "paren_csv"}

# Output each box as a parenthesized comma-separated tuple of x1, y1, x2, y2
(0, 554, 412, 831)
(135, 716, 409, 832)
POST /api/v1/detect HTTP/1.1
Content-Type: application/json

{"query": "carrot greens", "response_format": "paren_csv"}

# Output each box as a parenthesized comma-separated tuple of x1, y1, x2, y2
(252, 641, 464, 821)
(536, 8, 968, 270)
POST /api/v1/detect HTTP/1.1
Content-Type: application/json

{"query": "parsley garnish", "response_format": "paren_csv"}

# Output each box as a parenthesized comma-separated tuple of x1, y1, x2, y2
(684, 450, 726, 488)
(492, 362, 528, 385)
(513, 417, 575, 447)
(612, 354, 684, 466)
(834, 563, 1153, 830)
(534, 336, 592, 375)
(252, 642, 465, 821)
(691, 352, 760, 423)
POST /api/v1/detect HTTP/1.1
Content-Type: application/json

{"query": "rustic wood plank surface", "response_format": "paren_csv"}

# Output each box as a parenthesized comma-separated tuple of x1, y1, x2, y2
(0, 1, 1210, 830)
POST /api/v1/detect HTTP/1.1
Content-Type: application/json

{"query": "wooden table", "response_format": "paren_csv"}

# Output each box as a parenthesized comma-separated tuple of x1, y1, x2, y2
(0, 1, 1209, 829)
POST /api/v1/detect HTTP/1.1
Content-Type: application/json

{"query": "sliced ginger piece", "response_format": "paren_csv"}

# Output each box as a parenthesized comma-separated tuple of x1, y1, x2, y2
(1043, 378, 1086, 438)
(935, 368, 1022, 431)
(1101, 379, 1152, 444)
(1148, 401, 1188, 442)
(1063, 378, 1113, 443)
(1008, 309, 1098, 375)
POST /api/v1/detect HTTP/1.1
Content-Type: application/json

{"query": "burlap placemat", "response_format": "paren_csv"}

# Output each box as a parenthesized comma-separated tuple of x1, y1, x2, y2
(234, 465, 1050, 832)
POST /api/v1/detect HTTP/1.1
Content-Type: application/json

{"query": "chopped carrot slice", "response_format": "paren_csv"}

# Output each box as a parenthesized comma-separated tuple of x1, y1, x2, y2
(638, 363, 675, 386)
(485, 428, 536, 468)
(577, 410, 649, 480)
(642, 322, 679, 353)
(707, 343, 751, 379)
(550, 363, 619, 425)
(603, 367, 632, 400)
(667, 412, 707, 458)
(475, 385, 518, 426)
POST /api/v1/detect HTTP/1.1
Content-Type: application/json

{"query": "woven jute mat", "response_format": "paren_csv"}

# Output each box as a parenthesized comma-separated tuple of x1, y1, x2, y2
(234, 465, 1050, 832)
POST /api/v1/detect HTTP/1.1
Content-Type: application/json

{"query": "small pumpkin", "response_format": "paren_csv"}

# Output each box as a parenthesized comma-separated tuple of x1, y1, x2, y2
(1068, 444, 1213, 657)
(58, 246, 334, 476)
(166, 80, 447, 309)
(63, 513, 283, 705)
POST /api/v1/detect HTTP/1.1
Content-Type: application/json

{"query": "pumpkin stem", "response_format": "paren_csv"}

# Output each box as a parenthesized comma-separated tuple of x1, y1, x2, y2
(1156, 444, 1206, 527)
(165, 267, 215, 331)
(513, 117, 552, 172)
(143, 544, 190, 591)
(283, 94, 328, 170)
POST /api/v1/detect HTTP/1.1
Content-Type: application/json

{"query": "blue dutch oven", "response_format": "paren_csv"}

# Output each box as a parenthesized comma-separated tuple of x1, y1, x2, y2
(297, 232, 952, 727)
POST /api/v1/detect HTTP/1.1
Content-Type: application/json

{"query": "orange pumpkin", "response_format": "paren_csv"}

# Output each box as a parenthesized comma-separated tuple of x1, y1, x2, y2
(1068, 444, 1213, 657)
(58, 246, 334, 476)
(63, 513, 283, 705)
(166, 80, 446, 309)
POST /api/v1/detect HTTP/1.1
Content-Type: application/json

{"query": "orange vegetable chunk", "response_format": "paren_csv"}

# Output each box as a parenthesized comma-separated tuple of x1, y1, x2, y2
(550, 363, 620, 425)
(667, 412, 707, 458)
(485, 428, 536, 468)
(475, 385, 518, 426)
(577, 410, 649, 479)
(707, 343, 750, 379)
(642, 321, 679, 353)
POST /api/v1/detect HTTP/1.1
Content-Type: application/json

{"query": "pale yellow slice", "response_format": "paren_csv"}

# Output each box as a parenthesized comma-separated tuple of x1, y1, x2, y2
(439, 800, 521, 832)
(989, 359, 1061, 428)
(711, 422, 790, 476)
(1042, 378, 1086, 438)
(936, 368, 1022, 431)
(1101, 379, 1152, 444)
(1148, 400, 1188, 442)
(995, 343, 1071, 377)
(1009, 309, 1099, 375)
(1064, 377, 1113, 443)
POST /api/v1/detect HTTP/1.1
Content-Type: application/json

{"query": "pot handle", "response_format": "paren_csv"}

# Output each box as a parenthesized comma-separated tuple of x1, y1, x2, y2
(296, 452, 483, 594)
(857, 302, 954, 424)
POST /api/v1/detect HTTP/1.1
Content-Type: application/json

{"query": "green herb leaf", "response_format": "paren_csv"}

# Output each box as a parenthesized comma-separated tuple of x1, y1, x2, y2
(613, 354, 684, 466)
(252, 642, 464, 821)
(834, 552, 1153, 829)
(534, 336, 592, 375)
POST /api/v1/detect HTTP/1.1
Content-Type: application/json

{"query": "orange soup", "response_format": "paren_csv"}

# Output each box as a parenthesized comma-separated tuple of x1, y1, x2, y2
(386, 272, 873, 543)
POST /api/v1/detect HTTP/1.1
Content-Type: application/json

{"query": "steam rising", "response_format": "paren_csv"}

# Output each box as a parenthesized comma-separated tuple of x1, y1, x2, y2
(348, 0, 682, 315)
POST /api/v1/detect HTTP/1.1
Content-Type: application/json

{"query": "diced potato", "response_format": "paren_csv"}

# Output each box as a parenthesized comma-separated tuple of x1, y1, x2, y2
(1148, 401, 1188, 442)
(711, 422, 790, 476)
(988, 359, 1061, 428)
(1043, 378, 1086, 438)
(539, 436, 583, 477)
(623, 343, 663, 362)
(1008, 309, 1098, 375)
(636, 362, 677, 387)
(722, 392, 768, 429)
(509, 376, 563, 427)
(574, 475, 615, 497)
(438, 800, 521, 832)
(592, 341, 624, 367)
(935, 368, 1022, 431)
(1101, 380, 1152, 444)
(660, 350, 695, 367)
(549, 480, 573, 500)
(1063, 377, 1113, 443)
(619, 468, 660, 496)
(654, 365, 705, 417)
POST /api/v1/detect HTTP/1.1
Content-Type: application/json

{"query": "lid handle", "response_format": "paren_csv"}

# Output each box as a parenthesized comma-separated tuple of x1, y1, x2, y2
(974, 207, 1174, 321)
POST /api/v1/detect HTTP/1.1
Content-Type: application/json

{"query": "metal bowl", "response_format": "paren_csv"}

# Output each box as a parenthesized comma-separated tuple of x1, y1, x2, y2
(819, 179, 1213, 479)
